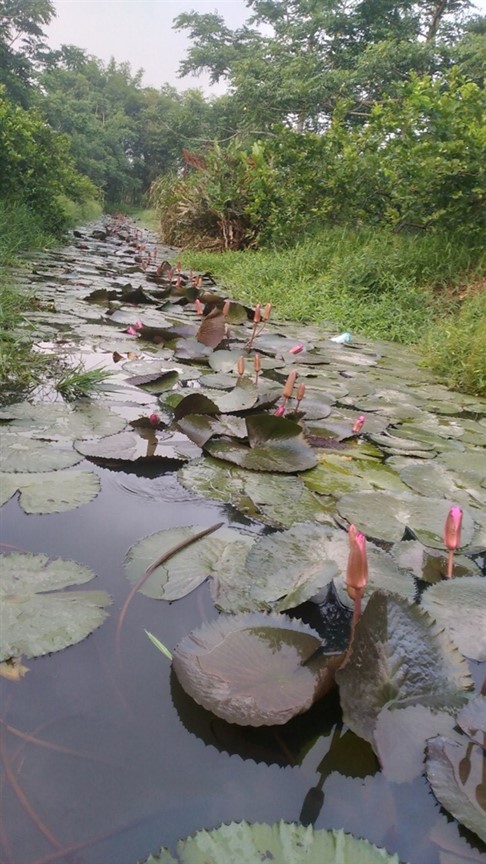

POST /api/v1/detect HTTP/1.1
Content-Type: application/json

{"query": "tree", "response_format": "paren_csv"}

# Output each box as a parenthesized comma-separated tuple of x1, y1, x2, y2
(0, 0, 54, 105)
(174, 0, 478, 129)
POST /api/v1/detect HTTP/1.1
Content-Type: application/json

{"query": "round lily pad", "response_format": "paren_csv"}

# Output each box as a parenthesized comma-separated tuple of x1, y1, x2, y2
(0, 433, 83, 473)
(173, 612, 341, 726)
(143, 821, 404, 864)
(0, 470, 100, 514)
(420, 576, 486, 661)
(0, 552, 111, 660)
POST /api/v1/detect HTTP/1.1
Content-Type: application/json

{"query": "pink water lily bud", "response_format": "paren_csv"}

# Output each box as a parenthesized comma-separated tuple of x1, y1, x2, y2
(126, 326, 141, 336)
(148, 413, 160, 426)
(253, 303, 261, 324)
(352, 415, 366, 434)
(296, 382, 306, 403)
(237, 356, 245, 376)
(254, 353, 261, 372)
(282, 370, 297, 400)
(194, 298, 204, 316)
(444, 506, 463, 551)
(263, 302, 272, 321)
(346, 524, 368, 602)
(274, 404, 286, 417)
(289, 343, 304, 355)
(223, 298, 231, 317)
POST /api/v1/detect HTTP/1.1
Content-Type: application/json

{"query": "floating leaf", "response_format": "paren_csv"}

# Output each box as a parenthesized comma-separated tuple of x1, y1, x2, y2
(205, 416, 317, 473)
(0, 433, 83, 473)
(196, 308, 226, 347)
(178, 457, 330, 527)
(420, 576, 486, 661)
(0, 401, 126, 440)
(426, 737, 486, 843)
(391, 540, 479, 583)
(74, 430, 198, 463)
(124, 525, 252, 602)
(0, 552, 111, 660)
(337, 491, 476, 546)
(336, 591, 472, 747)
(173, 612, 342, 726)
(143, 821, 404, 864)
(0, 470, 100, 514)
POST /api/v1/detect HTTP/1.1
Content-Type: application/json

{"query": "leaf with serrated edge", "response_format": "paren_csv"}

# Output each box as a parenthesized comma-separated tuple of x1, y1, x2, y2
(420, 576, 486, 661)
(426, 737, 486, 843)
(336, 591, 472, 747)
(141, 821, 404, 864)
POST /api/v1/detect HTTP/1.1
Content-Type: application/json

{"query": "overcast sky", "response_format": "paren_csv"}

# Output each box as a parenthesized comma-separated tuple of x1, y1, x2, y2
(45, 1, 250, 94)
(45, 0, 486, 95)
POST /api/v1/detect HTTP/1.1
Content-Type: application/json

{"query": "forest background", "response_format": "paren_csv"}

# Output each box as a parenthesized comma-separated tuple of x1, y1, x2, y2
(0, 0, 485, 396)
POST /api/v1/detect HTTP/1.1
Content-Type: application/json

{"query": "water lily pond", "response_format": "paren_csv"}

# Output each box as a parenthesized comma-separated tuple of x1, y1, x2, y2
(0, 219, 485, 864)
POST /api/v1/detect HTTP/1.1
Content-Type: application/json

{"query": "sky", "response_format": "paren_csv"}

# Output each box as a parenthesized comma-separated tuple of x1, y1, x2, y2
(45, 0, 251, 94)
(46, 0, 486, 95)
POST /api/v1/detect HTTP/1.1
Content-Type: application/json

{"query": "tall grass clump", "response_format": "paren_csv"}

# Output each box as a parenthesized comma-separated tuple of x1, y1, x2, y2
(180, 227, 485, 344)
(421, 288, 486, 397)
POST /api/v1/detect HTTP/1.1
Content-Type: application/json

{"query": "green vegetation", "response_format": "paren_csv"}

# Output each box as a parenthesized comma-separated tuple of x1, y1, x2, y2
(179, 227, 485, 345)
(55, 365, 114, 401)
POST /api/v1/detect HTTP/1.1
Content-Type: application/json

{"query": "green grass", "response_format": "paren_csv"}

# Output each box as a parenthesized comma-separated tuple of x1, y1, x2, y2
(55, 365, 114, 401)
(179, 226, 485, 345)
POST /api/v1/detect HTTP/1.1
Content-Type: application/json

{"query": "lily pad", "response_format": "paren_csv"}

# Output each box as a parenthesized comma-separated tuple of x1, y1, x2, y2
(420, 576, 486, 661)
(336, 591, 472, 747)
(0, 433, 83, 473)
(178, 457, 331, 527)
(0, 401, 126, 440)
(399, 462, 482, 507)
(0, 470, 100, 514)
(124, 525, 253, 602)
(143, 821, 404, 864)
(172, 612, 341, 726)
(426, 736, 486, 844)
(74, 430, 198, 463)
(390, 541, 480, 583)
(205, 416, 317, 473)
(336, 491, 476, 547)
(0, 552, 111, 660)
(457, 696, 486, 746)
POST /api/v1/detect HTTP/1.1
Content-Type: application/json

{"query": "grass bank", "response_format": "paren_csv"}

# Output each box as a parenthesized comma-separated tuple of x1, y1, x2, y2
(175, 225, 485, 396)
(0, 198, 102, 402)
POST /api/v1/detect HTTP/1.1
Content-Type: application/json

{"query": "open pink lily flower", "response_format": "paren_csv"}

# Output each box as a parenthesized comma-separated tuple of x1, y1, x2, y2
(126, 320, 143, 336)
(444, 505, 463, 578)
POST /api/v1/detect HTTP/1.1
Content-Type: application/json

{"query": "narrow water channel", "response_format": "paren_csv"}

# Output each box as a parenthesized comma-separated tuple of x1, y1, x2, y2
(1, 219, 485, 864)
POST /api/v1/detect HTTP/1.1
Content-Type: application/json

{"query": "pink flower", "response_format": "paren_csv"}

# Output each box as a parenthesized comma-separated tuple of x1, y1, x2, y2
(288, 343, 304, 355)
(352, 415, 366, 434)
(444, 506, 463, 551)
(148, 413, 160, 426)
(194, 298, 204, 316)
(274, 404, 286, 417)
(346, 524, 368, 602)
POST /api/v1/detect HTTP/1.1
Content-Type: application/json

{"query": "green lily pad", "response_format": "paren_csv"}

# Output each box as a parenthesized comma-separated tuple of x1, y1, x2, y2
(426, 737, 486, 844)
(74, 430, 199, 463)
(0, 401, 126, 440)
(178, 457, 330, 527)
(0, 433, 83, 473)
(399, 462, 482, 507)
(420, 576, 486, 661)
(205, 416, 317, 473)
(143, 822, 404, 864)
(336, 591, 472, 747)
(391, 541, 480, 583)
(336, 491, 476, 547)
(173, 612, 341, 726)
(0, 552, 111, 660)
(0, 470, 100, 514)
(124, 525, 254, 602)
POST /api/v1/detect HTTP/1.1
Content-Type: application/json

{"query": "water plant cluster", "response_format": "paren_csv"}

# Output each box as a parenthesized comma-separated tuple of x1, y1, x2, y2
(0, 218, 484, 864)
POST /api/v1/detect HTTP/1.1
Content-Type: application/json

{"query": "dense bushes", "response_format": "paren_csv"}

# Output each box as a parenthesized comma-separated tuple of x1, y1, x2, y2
(0, 88, 98, 235)
(151, 72, 486, 250)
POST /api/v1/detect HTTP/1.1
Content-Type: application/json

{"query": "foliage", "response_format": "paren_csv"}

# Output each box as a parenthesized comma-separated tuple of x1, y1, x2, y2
(175, 0, 477, 130)
(54, 364, 114, 401)
(179, 226, 485, 344)
(421, 287, 486, 396)
(0, 0, 55, 106)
